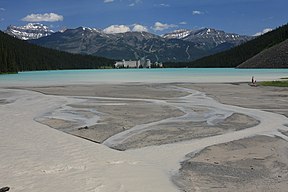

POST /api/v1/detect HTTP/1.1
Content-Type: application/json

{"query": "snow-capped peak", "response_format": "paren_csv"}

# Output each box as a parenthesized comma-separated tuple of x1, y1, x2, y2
(25, 23, 50, 30)
(5, 23, 54, 40)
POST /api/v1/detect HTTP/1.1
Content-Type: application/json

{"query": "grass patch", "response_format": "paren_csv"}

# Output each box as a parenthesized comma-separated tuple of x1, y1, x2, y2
(260, 80, 288, 87)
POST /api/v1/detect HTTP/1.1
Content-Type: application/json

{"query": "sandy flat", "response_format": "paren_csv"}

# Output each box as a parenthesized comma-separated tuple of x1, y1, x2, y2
(182, 83, 288, 118)
(29, 84, 263, 150)
(0, 89, 179, 192)
(70, 100, 185, 143)
(26, 84, 189, 99)
(110, 113, 259, 150)
(173, 135, 288, 192)
(1, 83, 288, 192)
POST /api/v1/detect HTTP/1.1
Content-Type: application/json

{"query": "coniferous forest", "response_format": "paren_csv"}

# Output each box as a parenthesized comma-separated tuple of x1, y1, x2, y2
(164, 23, 288, 68)
(0, 31, 114, 73)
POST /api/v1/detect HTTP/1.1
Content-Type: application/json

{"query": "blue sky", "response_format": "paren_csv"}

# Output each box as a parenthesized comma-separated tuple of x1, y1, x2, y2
(0, 0, 287, 35)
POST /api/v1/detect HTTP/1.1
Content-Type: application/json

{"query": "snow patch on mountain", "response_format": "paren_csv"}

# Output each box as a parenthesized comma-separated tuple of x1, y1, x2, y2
(163, 28, 252, 47)
(5, 23, 54, 40)
(162, 29, 191, 39)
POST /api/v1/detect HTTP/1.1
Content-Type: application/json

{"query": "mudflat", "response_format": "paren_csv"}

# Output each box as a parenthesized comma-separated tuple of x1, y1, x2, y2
(28, 83, 262, 149)
(184, 83, 288, 118)
(173, 135, 288, 192)
(21, 83, 288, 191)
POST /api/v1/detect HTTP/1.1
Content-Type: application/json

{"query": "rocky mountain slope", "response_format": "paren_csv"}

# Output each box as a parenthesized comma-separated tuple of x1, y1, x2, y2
(29, 27, 251, 62)
(29, 27, 213, 62)
(4, 23, 53, 40)
(237, 39, 288, 68)
(163, 28, 252, 50)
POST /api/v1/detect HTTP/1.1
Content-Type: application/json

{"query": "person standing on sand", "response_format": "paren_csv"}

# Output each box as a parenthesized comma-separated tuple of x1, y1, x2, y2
(251, 76, 257, 86)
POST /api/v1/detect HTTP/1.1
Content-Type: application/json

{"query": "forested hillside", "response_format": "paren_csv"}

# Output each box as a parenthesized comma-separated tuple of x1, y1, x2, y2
(164, 23, 288, 68)
(237, 39, 288, 68)
(0, 31, 114, 73)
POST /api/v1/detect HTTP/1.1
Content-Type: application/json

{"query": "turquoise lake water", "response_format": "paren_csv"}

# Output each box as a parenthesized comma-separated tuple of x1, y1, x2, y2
(0, 68, 288, 87)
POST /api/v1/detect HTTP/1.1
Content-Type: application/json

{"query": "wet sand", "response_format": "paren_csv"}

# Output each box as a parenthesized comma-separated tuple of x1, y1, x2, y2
(26, 83, 288, 191)
(1, 82, 288, 192)
(184, 83, 288, 118)
(28, 84, 262, 150)
(173, 135, 288, 192)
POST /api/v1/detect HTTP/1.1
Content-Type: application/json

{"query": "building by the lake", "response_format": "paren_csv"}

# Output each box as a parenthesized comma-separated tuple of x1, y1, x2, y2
(115, 59, 156, 68)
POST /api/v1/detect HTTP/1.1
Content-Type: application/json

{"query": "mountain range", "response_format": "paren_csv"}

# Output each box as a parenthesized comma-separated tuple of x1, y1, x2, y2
(4, 23, 252, 62)
(164, 23, 288, 68)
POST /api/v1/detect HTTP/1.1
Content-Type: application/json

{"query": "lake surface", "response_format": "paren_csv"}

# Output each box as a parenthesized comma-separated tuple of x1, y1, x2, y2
(0, 68, 287, 87)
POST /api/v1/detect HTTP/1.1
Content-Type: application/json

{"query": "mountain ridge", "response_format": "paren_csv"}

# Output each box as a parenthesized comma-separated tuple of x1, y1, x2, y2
(25, 25, 251, 62)
(163, 28, 252, 49)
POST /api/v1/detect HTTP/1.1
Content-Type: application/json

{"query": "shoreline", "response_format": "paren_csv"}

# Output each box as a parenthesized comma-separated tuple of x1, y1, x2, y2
(1, 68, 288, 88)
(1, 83, 288, 191)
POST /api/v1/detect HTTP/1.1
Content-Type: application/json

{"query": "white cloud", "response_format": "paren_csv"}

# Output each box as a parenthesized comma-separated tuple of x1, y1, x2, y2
(179, 21, 187, 25)
(160, 3, 170, 7)
(192, 10, 204, 15)
(103, 24, 148, 33)
(152, 22, 177, 31)
(22, 13, 64, 22)
(103, 25, 131, 34)
(132, 24, 148, 32)
(128, 0, 141, 7)
(154, 3, 170, 7)
(104, 0, 114, 3)
(253, 28, 273, 36)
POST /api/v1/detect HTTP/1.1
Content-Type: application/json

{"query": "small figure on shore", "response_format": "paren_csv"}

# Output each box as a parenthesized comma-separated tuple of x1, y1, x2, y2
(0, 187, 10, 192)
(250, 76, 257, 86)
(252, 76, 255, 84)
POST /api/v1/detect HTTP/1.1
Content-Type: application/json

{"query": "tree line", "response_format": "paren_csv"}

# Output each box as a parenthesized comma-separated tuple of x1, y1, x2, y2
(0, 31, 114, 73)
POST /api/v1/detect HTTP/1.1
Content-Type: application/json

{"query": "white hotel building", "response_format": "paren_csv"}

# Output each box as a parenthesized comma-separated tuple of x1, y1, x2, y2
(115, 59, 151, 68)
